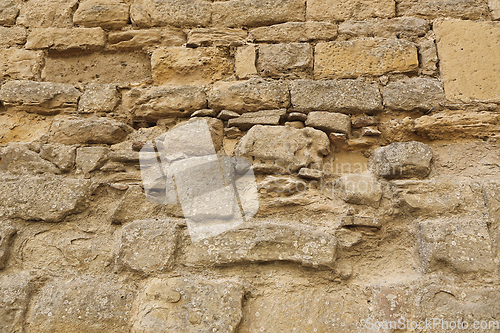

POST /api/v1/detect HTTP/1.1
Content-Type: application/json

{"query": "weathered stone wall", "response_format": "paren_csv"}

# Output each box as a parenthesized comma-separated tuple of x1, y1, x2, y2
(1, 0, 500, 332)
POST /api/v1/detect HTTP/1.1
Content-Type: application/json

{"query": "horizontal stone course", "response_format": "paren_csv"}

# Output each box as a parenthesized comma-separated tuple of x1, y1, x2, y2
(25, 27, 106, 51)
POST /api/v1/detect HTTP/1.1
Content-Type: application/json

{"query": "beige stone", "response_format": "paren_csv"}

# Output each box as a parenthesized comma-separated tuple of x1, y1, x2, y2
(490, 0, 500, 19)
(39, 144, 77, 172)
(0, 113, 52, 143)
(315, 38, 418, 79)
(305, 111, 351, 135)
(0, 26, 26, 47)
(0, 0, 19, 25)
(381, 78, 445, 111)
(398, 0, 488, 19)
(0, 223, 17, 269)
(257, 43, 313, 78)
(212, 0, 305, 27)
(107, 28, 185, 50)
(186, 28, 247, 47)
(335, 174, 383, 208)
(307, 0, 395, 21)
(418, 32, 438, 75)
(435, 20, 500, 103)
(75, 147, 110, 173)
(130, 0, 211, 28)
(249, 22, 337, 43)
(78, 83, 119, 113)
(0, 144, 61, 175)
(235, 44, 257, 79)
(73, 0, 129, 29)
(17, 0, 78, 28)
(26, 27, 106, 51)
(42, 51, 151, 84)
(151, 47, 233, 85)
(0, 49, 43, 80)
(228, 109, 286, 130)
(338, 17, 429, 38)
(0, 273, 31, 333)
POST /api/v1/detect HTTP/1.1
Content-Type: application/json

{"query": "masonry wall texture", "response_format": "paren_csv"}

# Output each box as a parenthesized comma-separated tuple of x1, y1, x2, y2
(0, 0, 500, 332)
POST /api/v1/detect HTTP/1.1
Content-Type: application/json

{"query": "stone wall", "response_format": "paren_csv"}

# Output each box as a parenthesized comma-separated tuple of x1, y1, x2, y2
(1, 0, 500, 332)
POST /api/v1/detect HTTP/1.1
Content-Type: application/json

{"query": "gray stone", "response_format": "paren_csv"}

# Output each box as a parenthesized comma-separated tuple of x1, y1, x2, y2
(0, 223, 16, 269)
(290, 79, 382, 114)
(335, 174, 383, 208)
(0, 26, 27, 47)
(398, 0, 489, 19)
(0, 174, 93, 222)
(208, 79, 290, 113)
(0, 0, 19, 25)
(339, 17, 430, 38)
(0, 144, 61, 174)
(78, 83, 119, 113)
(186, 28, 247, 47)
(130, 0, 211, 28)
(185, 223, 337, 269)
(73, 0, 130, 29)
(305, 111, 351, 135)
(39, 144, 76, 172)
(116, 219, 178, 275)
(0, 80, 80, 114)
(249, 22, 337, 43)
(76, 147, 110, 173)
(257, 43, 313, 78)
(228, 109, 286, 130)
(382, 78, 445, 111)
(370, 141, 433, 179)
(0, 272, 31, 333)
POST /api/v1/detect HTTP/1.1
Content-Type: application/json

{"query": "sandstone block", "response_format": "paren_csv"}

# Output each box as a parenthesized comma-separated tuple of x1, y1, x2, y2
(0, 0, 19, 25)
(185, 223, 337, 269)
(305, 111, 351, 135)
(130, 0, 211, 28)
(435, 20, 500, 103)
(235, 125, 329, 173)
(398, 0, 488, 19)
(132, 277, 244, 332)
(17, 0, 78, 28)
(290, 79, 382, 113)
(39, 143, 76, 172)
(370, 141, 433, 179)
(257, 43, 313, 78)
(315, 38, 418, 79)
(187, 28, 247, 47)
(0, 49, 42, 80)
(0, 26, 26, 47)
(116, 219, 177, 274)
(381, 78, 445, 111)
(151, 46, 233, 85)
(490, 0, 500, 19)
(107, 28, 185, 50)
(208, 79, 290, 113)
(0, 223, 16, 269)
(338, 17, 429, 38)
(26, 27, 106, 51)
(49, 116, 134, 145)
(235, 44, 257, 79)
(212, 0, 305, 28)
(0, 174, 93, 222)
(335, 174, 383, 208)
(228, 109, 286, 130)
(78, 83, 119, 113)
(26, 275, 135, 333)
(73, 0, 129, 29)
(0, 273, 31, 333)
(0, 144, 61, 174)
(307, 0, 395, 21)
(249, 22, 337, 43)
(0, 80, 80, 114)
(76, 147, 110, 173)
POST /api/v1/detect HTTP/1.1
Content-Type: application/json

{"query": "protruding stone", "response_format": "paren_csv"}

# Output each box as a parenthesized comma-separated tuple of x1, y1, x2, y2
(187, 28, 247, 47)
(335, 174, 383, 208)
(329, 132, 348, 151)
(78, 83, 119, 113)
(235, 44, 257, 79)
(305, 111, 351, 135)
(352, 116, 378, 128)
(298, 168, 324, 180)
(0, 144, 61, 174)
(338, 17, 430, 38)
(257, 43, 313, 78)
(228, 109, 286, 130)
(39, 144, 76, 172)
(107, 28, 185, 50)
(382, 78, 445, 111)
(217, 110, 240, 121)
(362, 127, 381, 136)
(73, 0, 130, 29)
(191, 109, 217, 117)
(307, 0, 395, 21)
(0, 49, 43, 80)
(249, 22, 338, 43)
(130, 0, 211, 28)
(76, 147, 110, 174)
(370, 141, 433, 179)
(25, 27, 106, 51)
(185, 223, 337, 269)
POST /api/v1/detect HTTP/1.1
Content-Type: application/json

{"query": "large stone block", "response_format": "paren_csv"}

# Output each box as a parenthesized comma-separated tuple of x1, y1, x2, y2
(185, 223, 337, 269)
(315, 38, 418, 79)
(0, 144, 61, 174)
(235, 125, 330, 173)
(17, 0, 78, 27)
(0, 272, 31, 333)
(208, 79, 290, 113)
(398, 0, 489, 19)
(130, 0, 211, 28)
(0, 80, 80, 114)
(249, 22, 337, 43)
(0, 0, 19, 25)
(435, 20, 500, 103)
(212, 0, 305, 27)
(151, 47, 233, 85)
(25, 27, 106, 51)
(0, 26, 26, 47)
(0, 174, 93, 222)
(107, 28, 185, 50)
(338, 17, 429, 38)
(257, 43, 313, 78)
(381, 78, 445, 111)
(307, 0, 395, 21)
(290, 79, 382, 113)
(0, 49, 43, 80)
(73, 0, 130, 29)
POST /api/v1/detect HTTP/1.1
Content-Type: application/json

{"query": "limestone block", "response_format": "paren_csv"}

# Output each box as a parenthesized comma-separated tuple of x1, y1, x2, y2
(235, 44, 257, 79)
(107, 28, 185, 50)
(76, 147, 110, 173)
(0, 26, 26, 47)
(26, 27, 106, 51)
(39, 143, 77, 172)
(307, 0, 395, 21)
(0, 144, 61, 174)
(0, 0, 19, 25)
(381, 78, 445, 111)
(335, 174, 383, 207)
(186, 28, 247, 47)
(257, 43, 313, 78)
(228, 109, 286, 130)
(0, 273, 31, 332)
(130, 0, 211, 28)
(398, 0, 488, 19)
(0, 49, 42, 80)
(17, 0, 78, 28)
(78, 83, 119, 113)
(73, 0, 129, 29)
(338, 17, 429, 38)
(305, 111, 351, 135)
(249, 22, 337, 43)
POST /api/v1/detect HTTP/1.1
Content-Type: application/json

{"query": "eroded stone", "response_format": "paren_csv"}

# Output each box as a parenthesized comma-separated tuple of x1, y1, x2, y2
(0, 49, 43, 80)
(381, 78, 445, 111)
(78, 83, 119, 113)
(249, 22, 337, 43)
(73, 0, 130, 29)
(130, 0, 211, 28)
(257, 43, 313, 78)
(305, 111, 351, 135)
(335, 174, 383, 208)
(25, 27, 106, 51)
(307, 0, 395, 21)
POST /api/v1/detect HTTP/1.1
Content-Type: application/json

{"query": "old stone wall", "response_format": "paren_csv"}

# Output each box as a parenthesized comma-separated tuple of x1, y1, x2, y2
(1, 0, 500, 332)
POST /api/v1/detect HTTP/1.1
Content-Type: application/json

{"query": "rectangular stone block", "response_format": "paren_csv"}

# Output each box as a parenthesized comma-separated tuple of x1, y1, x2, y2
(0, 49, 42, 80)
(17, 0, 78, 28)
(151, 46, 233, 85)
(26, 27, 106, 51)
(78, 83, 119, 113)
(107, 28, 186, 50)
(315, 38, 418, 79)
(212, 0, 305, 27)
(0, 26, 26, 47)
(42, 51, 151, 84)
(338, 17, 430, 38)
(249, 22, 337, 43)
(398, 0, 489, 19)
(227, 109, 286, 130)
(130, 0, 211, 28)
(307, 0, 395, 21)
(435, 20, 500, 103)
(305, 111, 351, 135)
(73, 0, 130, 29)
(257, 43, 313, 78)
(381, 77, 445, 111)
(235, 44, 257, 79)
(290, 79, 382, 113)
(186, 28, 247, 47)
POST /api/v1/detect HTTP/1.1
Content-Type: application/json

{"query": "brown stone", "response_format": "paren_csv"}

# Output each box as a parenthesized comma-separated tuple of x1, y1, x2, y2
(235, 44, 257, 79)
(73, 0, 130, 29)
(307, 0, 395, 21)
(107, 28, 185, 51)
(0, 49, 43, 80)
(257, 43, 313, 78)
(17, 0, 78, 28)
(249, 22, 338, 43)
(338, 17, 429, 38)
(0, 26, 26, 47)
(26, 27, 106, 51)
(78, 83, 119, 113)
(0, 0, 19, 25)
(186, 28, 247, 47)
(398, 0, 489, 19)
(130, 0, 211, 28)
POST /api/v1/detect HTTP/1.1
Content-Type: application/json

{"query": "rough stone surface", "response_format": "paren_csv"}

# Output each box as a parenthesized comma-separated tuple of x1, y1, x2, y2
(381, 78, 445, 111)
(151, 47, 233, 85)
(228, 109, 286, 130)
(257, 43, 313, 78)
(76, 147, 110, 173)
(235, 125, 329, 173)
(0, 80, 80, 114)
(0, 272, 31, 332)
(0, 174, 93, 222)
(339, 17, 429, 38)
(17, 0, 78, 28)
(187, 28, 247, 47)
(212, 0, 305, 27)
(25, 27, 106, 51)
(39, 143, 76, 172)
(49, 116, 134, 145)
(307, 0, 395, 21)
(490, 0, 500, 19)
(250, 22, 338, 43)
(0, 49, 43, 80)
(185, 223, 337, 269)
(235, 44, 257, 79)
(315, 38, 418, 79)
(418, 33, 438, 75)
(107, 28, 185, 50)
(73, 0, 130, 29)
(335, 174, 383, 208)
(0, 26, 26, 47)
(370, 141, 433, 179)
(398, 0, 489, 19)
(78, 83, 119, 113)
(305, 111, 351, 135)
(0, 223, 16, 269)
(0, 144, 61, 174)
(290, 79, 382, 113)
(0, 0, 19, 25)
(208, 79, 290, 113)
(435, 20, 500, 103)
(130, 0, 211, 28)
